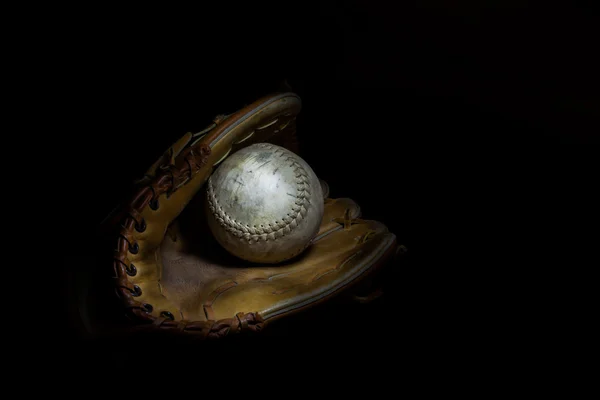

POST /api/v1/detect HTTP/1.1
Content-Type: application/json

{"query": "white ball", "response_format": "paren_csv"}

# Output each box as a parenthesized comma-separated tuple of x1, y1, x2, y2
(205, 143, 324, 264)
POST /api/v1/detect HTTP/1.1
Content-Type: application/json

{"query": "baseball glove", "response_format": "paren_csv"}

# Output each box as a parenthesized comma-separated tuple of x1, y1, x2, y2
(95, 91, 399, 340)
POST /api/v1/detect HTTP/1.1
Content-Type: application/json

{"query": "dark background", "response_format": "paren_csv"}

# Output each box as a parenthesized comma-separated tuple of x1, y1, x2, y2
(49, 1, 597, 380)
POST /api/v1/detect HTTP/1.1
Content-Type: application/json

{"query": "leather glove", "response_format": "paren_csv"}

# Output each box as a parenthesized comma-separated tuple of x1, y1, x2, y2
(101, 92, 398, 340)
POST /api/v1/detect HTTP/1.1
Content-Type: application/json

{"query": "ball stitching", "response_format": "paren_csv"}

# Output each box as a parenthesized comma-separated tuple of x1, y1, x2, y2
(207, 144, 312, 243)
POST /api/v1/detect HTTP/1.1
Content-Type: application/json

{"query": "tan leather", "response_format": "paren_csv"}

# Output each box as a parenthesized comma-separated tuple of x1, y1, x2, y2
(110, 92, 397, 338)
(141, 194, 396, 322)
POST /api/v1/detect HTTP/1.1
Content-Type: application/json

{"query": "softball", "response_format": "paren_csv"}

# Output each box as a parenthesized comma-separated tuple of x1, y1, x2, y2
(205, 143, 324, 264)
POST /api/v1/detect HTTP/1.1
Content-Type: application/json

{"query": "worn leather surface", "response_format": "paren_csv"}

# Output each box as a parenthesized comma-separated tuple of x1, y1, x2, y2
(109, 92, 397, 338)
(154, 191, 395, 322)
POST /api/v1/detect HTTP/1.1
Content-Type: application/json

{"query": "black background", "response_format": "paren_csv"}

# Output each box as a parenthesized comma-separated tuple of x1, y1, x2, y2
(46, 1, 597, 381)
